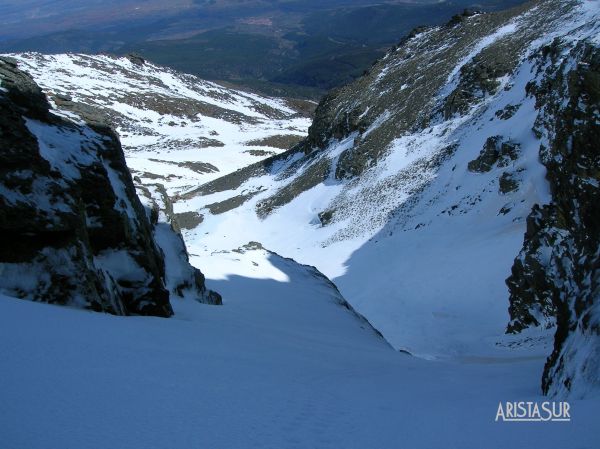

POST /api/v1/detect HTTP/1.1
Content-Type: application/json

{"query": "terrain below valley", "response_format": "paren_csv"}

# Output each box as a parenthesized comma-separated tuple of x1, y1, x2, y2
(0, 0, 530, 98)
(1, 0, 600, 448)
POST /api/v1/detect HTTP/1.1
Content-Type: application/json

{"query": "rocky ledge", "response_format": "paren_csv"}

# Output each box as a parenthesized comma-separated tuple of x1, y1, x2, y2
(0, 57, 220, 316)
(506, 39, 600, 397)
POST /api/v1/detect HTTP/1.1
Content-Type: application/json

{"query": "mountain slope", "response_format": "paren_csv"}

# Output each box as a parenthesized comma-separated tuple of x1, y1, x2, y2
(175, 0, 600, 394)
(4, 0, 597, 401)
(0, 2, 599, 446)
(8, 52, 311, 199)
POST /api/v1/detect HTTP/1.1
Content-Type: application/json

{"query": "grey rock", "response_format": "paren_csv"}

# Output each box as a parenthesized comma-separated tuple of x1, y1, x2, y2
(468, 136, 520, 173)
(0, 63, 220, 315)
(506, 40, 600, 397)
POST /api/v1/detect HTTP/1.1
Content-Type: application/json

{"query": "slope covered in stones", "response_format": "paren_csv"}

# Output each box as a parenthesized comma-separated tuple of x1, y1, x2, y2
(8, 52, 312, 198)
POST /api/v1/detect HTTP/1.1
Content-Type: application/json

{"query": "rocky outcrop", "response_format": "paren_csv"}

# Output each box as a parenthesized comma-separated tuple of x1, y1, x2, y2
(0, 57, 218, 315)
(506, 40, 600, 397)
(467, 136, 520, 173)
(136, 181, 222, 305)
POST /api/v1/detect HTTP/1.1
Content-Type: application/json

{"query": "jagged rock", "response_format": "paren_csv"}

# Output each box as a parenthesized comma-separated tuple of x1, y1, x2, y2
(495, 103, 521, 120)
(318, 210, 335, 226)
(126, 53, 146, 66)
(0, 57, 50, 119)
(301, 90, 366, 155)
(0, 60, 219, 315)
(443, 56, 514, 119)
(51, 93, 113, 128)
(136, 183, 222, 305)
(498, 171, 519, 194)
(468, 136, 520, 173)
(506, 205, 559, 333)
(447, 9, 482, 27)
(506, 40, 600, 397)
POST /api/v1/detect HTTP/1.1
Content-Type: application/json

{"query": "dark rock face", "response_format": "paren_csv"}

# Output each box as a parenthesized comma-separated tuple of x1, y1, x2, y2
(498, 171, 519, 194)
(495, 103, 521, 120)
(301, 90, 364, 155)
(447, 9, 482, 27)
(174, 211, 204, 230)
(0, 58, 218, 315)
(506, 41, 600, 397)
(126, 53, 146, 66)
(467, 136, 520, 173)
(0, 56, 50, 119)
(318, 210, 335, 227)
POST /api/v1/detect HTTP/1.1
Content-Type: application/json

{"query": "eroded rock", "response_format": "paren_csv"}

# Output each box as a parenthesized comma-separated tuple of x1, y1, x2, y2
(0, 60, 219, 314)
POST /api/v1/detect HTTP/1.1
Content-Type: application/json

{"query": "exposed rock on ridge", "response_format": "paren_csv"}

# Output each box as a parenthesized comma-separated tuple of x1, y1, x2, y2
(506, 39, 600, 397)
(0, 57, 219, 315)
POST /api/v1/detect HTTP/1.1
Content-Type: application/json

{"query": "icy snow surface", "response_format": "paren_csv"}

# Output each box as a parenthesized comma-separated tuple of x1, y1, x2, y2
(1, 253, 598, 449)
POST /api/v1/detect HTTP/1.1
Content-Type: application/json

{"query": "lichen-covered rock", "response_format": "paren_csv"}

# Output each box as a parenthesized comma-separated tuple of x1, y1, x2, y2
(506, 40, 600, 397)
(443, 56, 514, 119)
(0, 58, 218, 315)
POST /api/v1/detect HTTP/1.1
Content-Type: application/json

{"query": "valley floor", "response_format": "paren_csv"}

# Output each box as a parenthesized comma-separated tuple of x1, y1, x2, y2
(1, 251, 597, 449)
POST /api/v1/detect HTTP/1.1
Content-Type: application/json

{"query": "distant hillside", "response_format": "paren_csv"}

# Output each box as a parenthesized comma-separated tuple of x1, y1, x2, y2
(1, 0, 529, 98)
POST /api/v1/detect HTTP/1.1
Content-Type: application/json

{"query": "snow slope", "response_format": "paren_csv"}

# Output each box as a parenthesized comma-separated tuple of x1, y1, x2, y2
(177, 0, 600, 359)
(8, 53, 311, 197)
(0, 2, 599, 445)
(1, 249, 598, 449)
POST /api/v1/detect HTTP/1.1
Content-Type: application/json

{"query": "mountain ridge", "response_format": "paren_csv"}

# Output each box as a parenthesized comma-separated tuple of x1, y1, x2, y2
(173, 0, 600, 395)
(0, 0, 530, 98)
